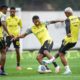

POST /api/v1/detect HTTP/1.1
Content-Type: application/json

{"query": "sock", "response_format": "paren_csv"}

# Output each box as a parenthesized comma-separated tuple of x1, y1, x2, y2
(52, 62, 58, 67)
(17, 63, 20, 66)
(45, 65, 49, 70)
(1, 66, 4, 72)
(65, 65, 71, 71)
(47, 57, 55, 64)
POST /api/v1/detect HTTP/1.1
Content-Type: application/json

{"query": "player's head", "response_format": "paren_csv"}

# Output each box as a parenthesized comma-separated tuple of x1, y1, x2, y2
(10, 7, 16, 17)
(32, 15, 41, 26)
(64, 7, 73, 17)
(0, 5, 8, 14)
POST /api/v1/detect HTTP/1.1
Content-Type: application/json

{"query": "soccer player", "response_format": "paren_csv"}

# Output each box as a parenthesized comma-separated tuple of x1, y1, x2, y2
(14, 15, 61, 73)
(43, 7, 80, 74)
(0, 5, 12, 75)
(6, 7, 22, 70)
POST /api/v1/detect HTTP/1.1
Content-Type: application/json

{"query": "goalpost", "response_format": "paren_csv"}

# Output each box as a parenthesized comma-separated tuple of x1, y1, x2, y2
(7, 8, 23, 55)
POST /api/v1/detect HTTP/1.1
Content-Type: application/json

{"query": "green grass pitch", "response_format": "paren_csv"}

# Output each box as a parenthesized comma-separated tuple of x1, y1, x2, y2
(0, 50, 80, 80)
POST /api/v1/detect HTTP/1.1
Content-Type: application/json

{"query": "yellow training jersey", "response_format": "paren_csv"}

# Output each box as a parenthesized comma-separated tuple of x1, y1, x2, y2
(6, 16, 22, 37)
(31, 23, 52, 45)
(0, 11, 6, 37)
(64, 16, 80, 44)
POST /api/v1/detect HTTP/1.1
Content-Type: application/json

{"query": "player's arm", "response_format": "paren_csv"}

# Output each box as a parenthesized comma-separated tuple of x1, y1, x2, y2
(12, 33, 27, 41)
(45, 20, 64, 25)
(49, 20, 64, 24)
(17, 33, 27, 38)
(65, 19, 71, 37)
(1, 16, 11, 36)
(16, 28, 32, 39)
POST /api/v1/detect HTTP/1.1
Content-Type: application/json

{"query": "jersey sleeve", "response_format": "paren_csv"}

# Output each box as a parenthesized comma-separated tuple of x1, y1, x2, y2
(1, 14, 6, 22)
(25, 28, 32, 35)
(44, 21, 50, 26)
(65, 19, 71, 35)
(78, 17, 80, 20)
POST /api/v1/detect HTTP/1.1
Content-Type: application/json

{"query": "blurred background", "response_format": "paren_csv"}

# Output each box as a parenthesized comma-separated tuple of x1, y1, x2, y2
(0, 0, 80, 11)
(0, 0, 80, 50)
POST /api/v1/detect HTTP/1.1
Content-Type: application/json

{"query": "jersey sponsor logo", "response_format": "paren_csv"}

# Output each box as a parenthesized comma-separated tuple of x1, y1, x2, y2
(16, 41, 20, 46)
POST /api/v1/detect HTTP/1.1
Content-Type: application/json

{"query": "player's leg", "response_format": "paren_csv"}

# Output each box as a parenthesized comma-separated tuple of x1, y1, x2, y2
(6, 36, 12, 51)
(13, 39, 21, 70)
(42, 40, 65, 64)
(43, 50, 58, 66)
(37, 48, 50, 70)
(0, 39, 7, 75)
(15, 48, 21, 70)
(0, 49, 6, 75)
(42, 52, 59, 64)
(43, 42, 71, 74)
(59, 43, 76, 74)
(37, 46, 52, 73)
(0, 53, 1, 67)
(36, 53, 44, 64)
(42, 40, 57, 63)
(42, 40, 60, 73)
(43, 50, 60, 73)
(37, 53, 52, 73)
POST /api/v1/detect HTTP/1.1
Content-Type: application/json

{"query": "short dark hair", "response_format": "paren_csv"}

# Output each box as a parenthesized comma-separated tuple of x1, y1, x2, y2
(0, 5, 8, 9)
(10, 7, 15, 10)
(32, 15, 39, 20)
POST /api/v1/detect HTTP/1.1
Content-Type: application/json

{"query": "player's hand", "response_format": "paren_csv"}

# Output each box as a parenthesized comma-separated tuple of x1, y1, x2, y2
(13, 36, 19, 40)
(9, 34, 14, 38)
(67, 33, 71, 37)
(11, 35, 14, 38)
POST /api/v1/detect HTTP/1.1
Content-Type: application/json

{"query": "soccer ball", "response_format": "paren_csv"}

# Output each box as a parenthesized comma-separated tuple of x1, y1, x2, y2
(38, 65, 46, 72)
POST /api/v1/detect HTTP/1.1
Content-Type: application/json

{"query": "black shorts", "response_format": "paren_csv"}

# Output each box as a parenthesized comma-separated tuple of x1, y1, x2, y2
(39, 40, 53, 55)
(0, 38, 6, 50)
(6, 36, 20, 48)
(59, 40, 76, 54)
